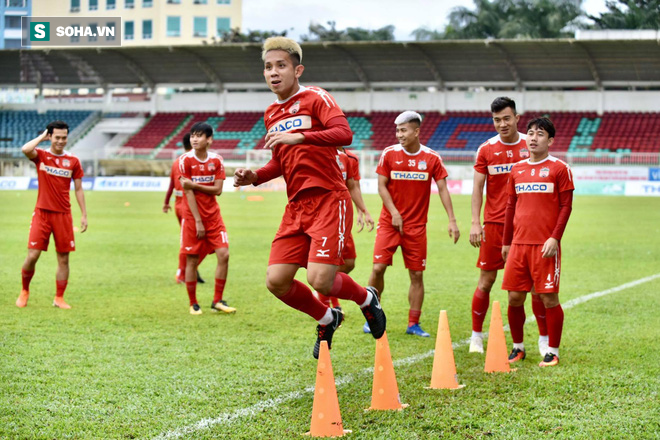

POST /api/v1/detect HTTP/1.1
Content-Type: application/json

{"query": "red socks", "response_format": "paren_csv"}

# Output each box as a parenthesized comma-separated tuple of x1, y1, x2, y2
(508, 304, 526, 344)
(331, 297, 340, 308)
(546, 304, 564, 349)
(471, 287, 490, 332)
(408, 309, 421, 327)
(178, 253, 186, 278)
(56, 280, 68, 298)
(532, 294, 548, 336)
(21, 269, 34, 291)
(278, 279, 327, 321)
(185, 281, 197, 306)
(329, 272, 368, 304)
(213, 279, 226, 303)
(316, 293, 341, 308)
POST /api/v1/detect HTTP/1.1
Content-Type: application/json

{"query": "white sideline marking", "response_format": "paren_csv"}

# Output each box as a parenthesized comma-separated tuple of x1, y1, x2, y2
(152, 273, 660, 440)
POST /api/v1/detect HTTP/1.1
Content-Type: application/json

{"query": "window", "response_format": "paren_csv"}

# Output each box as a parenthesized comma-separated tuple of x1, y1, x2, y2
(7, 0, 27, 7)
(193, 17, 207, 37)
(89, 22, 98, 41)
(216, 17, 230, 36)
(125, 0, 134, 8)
(89, 0, 98, 10)
(217, 0, 230, 4)
(125, 21, 134, 40)
(5, 16, 21, 29)
(71, 24, 80, 42)
(107, 0, 115, 9)
(143, 19, 152, 39)
(5, 39, 22, 48)
(167, 16, 180, 37)
(167, 0, 181, 3)
(143, 0, 152, 6)
(106, 21, 116, 41)
(194, 0, 208, 4)
(70, 0, 80, 12)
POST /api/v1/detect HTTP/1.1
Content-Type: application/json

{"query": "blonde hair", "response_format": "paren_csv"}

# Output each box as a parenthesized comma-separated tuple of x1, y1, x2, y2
(261, 37, 303, 64)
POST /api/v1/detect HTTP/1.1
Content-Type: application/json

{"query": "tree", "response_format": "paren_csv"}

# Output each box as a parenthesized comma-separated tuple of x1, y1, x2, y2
(301, 21, 396, 42)
(217, 28, 289, 44)
(589, 0, 660, 29)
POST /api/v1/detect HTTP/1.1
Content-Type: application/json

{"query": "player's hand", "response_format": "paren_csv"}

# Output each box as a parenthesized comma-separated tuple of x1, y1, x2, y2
(233, 168, 258, 187)
(502, 245, 510, 263)
(469, 223, 483, 248)
(356, 210, 365, 233)
(263, 132, 304, 150)
(364, 211, 375, 232)
(195, 219, 205, 238)
(180, 177, 193, 190)
(448, 220, 460, 244)
(80, 215, 88, 233)
(541, 237, 559, 258)
(391, 212, 403, 235)
(40, 129, 49, 141)
(163, 204, 171, 213)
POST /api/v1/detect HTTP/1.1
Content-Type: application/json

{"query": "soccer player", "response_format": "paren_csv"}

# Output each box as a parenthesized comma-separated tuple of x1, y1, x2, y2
(317, 147, 375, 310)
(233, 37, 386, 359)
(17, 121, 87, 309)
(366, 111, 460, 337)
(502, 117, 574, 367)
(178, 122, 235, 315)
(163, 132, 205, 284)
(468, 97, 548, 355)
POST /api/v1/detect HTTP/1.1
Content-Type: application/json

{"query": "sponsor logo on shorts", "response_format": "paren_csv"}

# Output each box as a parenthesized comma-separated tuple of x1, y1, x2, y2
(192, 175, 215, 184)
(515, 182, 555, 193)
(487, 164, 513, 175)
(390, 171, 429, 181)
(268, 115, 312, 133)
(70, 241, 75, 247)
(479, 261, 486, 266)
(30, 241, 37, 246)
(374, 255, 382, 259)
(545, 274, 554, 289)
(185, 247, 193, 251)
(39, 163, 72, 178)
(316, 249, 330, 258)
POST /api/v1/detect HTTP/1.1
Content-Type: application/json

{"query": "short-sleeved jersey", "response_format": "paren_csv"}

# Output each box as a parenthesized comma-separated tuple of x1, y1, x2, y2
(337, 149, 360, 183)
(264, 85, 347, 200)
(376, 144, 448, 228)
(178, 151, 225, 221)
(30, 148, 84, 213)
(170, 158, 184, 209)
(474, 133, 528, 224)
(507, 155, 575, 245)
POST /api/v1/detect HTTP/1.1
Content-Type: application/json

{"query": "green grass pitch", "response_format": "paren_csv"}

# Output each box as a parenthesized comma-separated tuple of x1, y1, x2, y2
(1, 190, 659, 439)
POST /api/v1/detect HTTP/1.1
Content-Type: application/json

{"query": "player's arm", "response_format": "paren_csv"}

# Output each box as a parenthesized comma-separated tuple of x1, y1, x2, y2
(21, 129, 48, 160)
(234, 157, 282, 187)
(436, 178, 460, 244)
(73, 178, 88, 233)
(470, 171, 487, 248)
(263, 116, 352, 150)
(542, 190, 574, 258)
(163, 176, 175, 213)
(347, 177, 374, 232)
(501, 194, 517, 263)
(378, 174, 403, 234)
(184, 188, 205, 238)
(180, 177, 223, 196)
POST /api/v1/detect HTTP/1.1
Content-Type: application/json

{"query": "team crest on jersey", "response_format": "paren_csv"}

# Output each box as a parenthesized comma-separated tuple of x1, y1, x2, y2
(208, 162, 216, 171)
(540, 167, 550, 178)
(519, 148, 529, 158)
(62, 159, 70, 167)
(289, 101, 301, 114)
(418, 160, 427, 171)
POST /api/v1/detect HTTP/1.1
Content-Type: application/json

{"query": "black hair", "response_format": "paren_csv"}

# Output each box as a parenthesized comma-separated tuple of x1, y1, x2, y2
(182, 132, 192, 151)
(490, 97, 516, 114)
(46, 120, 69, 135)
(406, 118, 422, 127)
(288, 52, 301, 67)
(190, 122, 213, 138)
(527, 117, 555, 138)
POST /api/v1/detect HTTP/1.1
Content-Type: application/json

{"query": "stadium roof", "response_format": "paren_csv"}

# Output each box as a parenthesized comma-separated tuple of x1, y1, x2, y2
(2, 39, 659, 90)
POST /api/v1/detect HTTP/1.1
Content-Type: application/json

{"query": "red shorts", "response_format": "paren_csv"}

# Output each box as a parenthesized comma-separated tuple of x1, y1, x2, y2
(502, 244, 561, 294)
(372, 223, 427, 271)
(28, 208, 76, 253)
(342, 232, 356, 260)
(476, 222, 505, 271)
(180, 215, 228, 255)
(269, 190, 352, 267)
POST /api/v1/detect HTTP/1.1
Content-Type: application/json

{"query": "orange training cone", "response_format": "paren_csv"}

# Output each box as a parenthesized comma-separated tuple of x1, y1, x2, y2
(484, 301, 511, 373)
(305, 341, 351, 437)
(368, 332, 408, 410)
(428, 310, 465, 389)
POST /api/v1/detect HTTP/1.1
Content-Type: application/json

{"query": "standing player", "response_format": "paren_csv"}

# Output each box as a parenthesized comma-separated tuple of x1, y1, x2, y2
(317, 147, 375, 310)
(233, 37, 386, 359)
(366, 111, 460, 337)
(502, 117, 574, 367)
(17, 121, 87, 309)
(468, 97, 548, 355)
(163, 132, 205, 284)
(178, 122, 235, 315)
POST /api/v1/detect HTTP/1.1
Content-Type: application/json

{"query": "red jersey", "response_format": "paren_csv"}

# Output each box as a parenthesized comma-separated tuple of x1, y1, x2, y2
(30, 148, 83, 213)
(376, 144, 448, 228)
(178, 151, 225, 222)
(170, 158, 184, 210)
(337, 149, 360, 183)
(264, 86, 347, 200)
(474, 133, 528, 224)
(507, 155, 574, 245)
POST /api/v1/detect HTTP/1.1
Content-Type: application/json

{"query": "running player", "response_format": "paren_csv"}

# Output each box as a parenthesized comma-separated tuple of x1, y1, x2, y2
(233, 37, 386, 359)
(366, 111, 460, 337)
(468, 97, 548, 355)
(17, 121, 87, 309)
(502, 117, 574, 367)
(178, 122, 235, 315)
